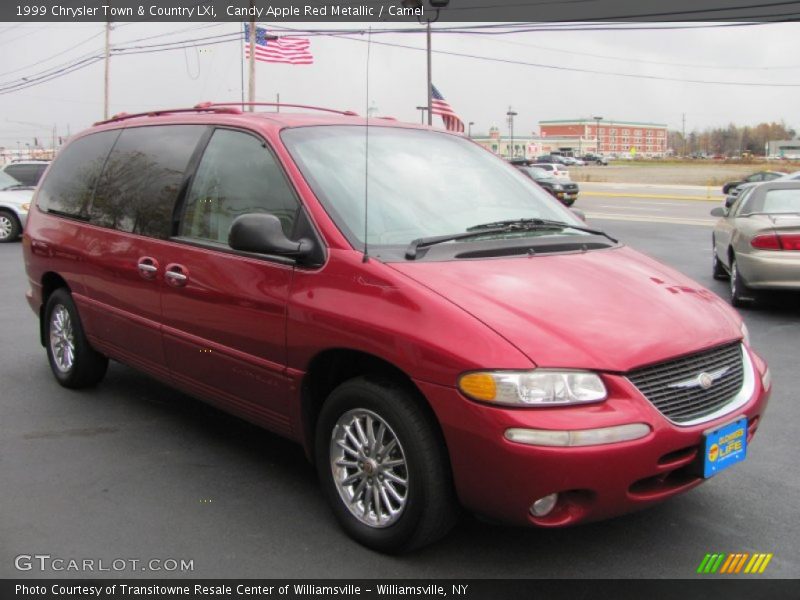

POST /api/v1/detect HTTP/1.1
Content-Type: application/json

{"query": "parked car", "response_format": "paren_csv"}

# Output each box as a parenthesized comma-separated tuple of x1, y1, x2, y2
(1, 159, 50, 187)
(535, 154, 568, 165)
(23, 105, 770, 552)
(711, 181, 800, 306)
(721, 171, 784, 195)
(516, 165, 580, 206)
(581, 153, 608, 165)
(0, 170, 34, 242)
(725, 170, 800, 207)
(530, 162, 570, 180)
(559, 156, 585, 167)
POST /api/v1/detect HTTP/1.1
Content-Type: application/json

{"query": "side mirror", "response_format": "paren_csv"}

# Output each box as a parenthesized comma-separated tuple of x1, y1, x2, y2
(710, 206, 727, 217)
(571, 208, 587, 222)
(229, 213, 313, 259)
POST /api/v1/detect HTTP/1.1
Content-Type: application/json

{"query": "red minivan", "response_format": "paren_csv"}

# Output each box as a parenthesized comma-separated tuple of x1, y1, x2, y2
(23, 104, 771, 552)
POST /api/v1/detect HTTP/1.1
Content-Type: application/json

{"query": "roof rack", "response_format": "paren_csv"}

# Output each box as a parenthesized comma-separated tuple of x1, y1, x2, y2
(93, 104, 243, 126)
(198, 102, 359, 116)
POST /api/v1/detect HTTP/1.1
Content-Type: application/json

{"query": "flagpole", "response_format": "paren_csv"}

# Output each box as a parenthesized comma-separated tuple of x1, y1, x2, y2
(240, 22, 245, 105)
(248, 1, 256, 111)
(426, 20, 432, 126)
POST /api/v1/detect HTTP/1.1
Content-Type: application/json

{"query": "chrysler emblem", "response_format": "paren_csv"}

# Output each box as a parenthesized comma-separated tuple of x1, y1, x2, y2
(668, 367, 729, 390)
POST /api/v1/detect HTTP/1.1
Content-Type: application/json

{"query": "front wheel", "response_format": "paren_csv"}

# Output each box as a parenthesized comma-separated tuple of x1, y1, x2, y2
(712, 239, 728, 280)
(0, 210, 21, 243)
(730, 256, 756, 308)
(315, 377, 457, 553)
(45, 289, 108, 388)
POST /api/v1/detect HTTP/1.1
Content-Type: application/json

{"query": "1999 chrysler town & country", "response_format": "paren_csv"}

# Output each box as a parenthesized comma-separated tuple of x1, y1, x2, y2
(22, 103, 771, 552)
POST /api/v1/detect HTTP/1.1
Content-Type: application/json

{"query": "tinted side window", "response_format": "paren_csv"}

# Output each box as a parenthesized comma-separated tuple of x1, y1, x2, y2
(37, 131, 120, 217)
(91, 125, 206, 239)
(179, 129, 299, 243)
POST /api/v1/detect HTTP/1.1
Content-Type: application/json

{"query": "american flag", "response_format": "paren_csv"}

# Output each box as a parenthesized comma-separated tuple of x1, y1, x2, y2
(431, 85, 464, 133)
(244, 25, 313, 65)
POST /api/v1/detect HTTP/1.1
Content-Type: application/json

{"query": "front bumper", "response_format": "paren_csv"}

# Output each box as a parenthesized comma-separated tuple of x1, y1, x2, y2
(417, 347, 770, 527)
(737, 249, 800, 290)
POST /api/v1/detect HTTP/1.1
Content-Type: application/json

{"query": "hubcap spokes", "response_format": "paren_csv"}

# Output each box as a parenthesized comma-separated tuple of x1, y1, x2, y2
(50, 305, 75, 372)
(0, 216, 11, 239)
(330, 409, 409, 528)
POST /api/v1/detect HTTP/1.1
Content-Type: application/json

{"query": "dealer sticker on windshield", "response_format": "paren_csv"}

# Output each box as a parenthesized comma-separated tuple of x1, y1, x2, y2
(703, 417, 747, 478)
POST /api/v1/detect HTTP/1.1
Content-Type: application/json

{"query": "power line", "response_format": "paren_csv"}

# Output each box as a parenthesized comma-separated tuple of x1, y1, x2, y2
(270, 23, 800, 87)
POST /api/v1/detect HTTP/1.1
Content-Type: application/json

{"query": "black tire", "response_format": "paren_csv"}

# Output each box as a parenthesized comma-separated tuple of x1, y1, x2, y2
(712, 239, 728, 280)
(0, 209, 21, 243)
(45, 288, 108, 388)
(730, 256, 756, 308)
(315, 376, 457, 553)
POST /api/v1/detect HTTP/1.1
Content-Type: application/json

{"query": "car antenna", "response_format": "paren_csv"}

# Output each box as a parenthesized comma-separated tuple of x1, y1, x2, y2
(362, 27, 372, 263)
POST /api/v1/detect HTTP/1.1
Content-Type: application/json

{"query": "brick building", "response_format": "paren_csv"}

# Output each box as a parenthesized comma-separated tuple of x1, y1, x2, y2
(538, 118, 668, 157)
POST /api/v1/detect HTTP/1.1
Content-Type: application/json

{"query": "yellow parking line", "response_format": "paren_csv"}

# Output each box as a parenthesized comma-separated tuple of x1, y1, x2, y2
(581, 191, 718, 202)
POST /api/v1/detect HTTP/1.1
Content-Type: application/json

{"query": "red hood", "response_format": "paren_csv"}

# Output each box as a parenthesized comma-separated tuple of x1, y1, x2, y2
(389, 246, 743, 372)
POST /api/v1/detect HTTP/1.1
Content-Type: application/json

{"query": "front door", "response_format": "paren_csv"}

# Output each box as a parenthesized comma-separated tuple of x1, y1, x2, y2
(160, 128, 302, 434)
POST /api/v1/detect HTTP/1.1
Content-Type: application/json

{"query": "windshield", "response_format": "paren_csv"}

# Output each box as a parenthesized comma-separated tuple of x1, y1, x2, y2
(282, 126, 581, 249)
(747, 189, 800, 214)
(0, 170, 23, 190)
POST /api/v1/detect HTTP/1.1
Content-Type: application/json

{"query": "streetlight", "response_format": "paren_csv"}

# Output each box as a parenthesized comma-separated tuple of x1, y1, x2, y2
(468, 121, 474, 138)
(402, 0, 450, 126)
(506, 107, 517, 158)
(593, 116, 603, 154)
(416, 105, 429, 124)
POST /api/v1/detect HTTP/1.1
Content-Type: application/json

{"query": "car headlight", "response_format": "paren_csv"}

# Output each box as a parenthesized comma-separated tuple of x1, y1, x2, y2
(20, 203, 30, 212)
(552, 184, 563, 190)
(458, 370, 607, 406)
(740, 322, 750, 346)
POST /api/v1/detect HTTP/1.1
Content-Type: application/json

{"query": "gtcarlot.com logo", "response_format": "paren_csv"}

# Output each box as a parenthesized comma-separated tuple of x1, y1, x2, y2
(14, 554, 194, 573)
(697, 552, 773, 574)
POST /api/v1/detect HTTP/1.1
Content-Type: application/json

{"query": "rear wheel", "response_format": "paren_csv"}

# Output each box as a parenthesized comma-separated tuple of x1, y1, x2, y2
(0, 210, 21, 243)
(730, 256, 756, 308)
(45, 289, 108, 388)
(315, 376, 457, 553)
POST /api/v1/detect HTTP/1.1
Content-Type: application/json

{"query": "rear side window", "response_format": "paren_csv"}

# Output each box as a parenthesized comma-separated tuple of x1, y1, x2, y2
(179, 128, 299, 243)
(91, 125, 206, 239)
(37, 131, 120, 218)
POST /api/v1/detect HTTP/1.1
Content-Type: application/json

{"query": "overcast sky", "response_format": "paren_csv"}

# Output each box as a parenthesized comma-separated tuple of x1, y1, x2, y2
(1, 20, 799, 147)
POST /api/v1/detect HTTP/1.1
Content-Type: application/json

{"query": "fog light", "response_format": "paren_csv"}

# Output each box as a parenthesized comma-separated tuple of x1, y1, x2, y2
(530, 493, 558, 517)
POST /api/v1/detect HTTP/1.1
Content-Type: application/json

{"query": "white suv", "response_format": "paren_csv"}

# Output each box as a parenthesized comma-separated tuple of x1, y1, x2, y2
(531, 163, 570, 180)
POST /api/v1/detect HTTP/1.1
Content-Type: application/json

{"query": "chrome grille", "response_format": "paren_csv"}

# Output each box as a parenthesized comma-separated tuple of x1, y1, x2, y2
(627, 343, 744, 424)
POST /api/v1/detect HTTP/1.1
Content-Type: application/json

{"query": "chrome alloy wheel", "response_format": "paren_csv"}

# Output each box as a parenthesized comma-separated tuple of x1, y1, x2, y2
(0, 214, 12, 240)
(49, 305, 75, 372)
(330, 408, 409, 528)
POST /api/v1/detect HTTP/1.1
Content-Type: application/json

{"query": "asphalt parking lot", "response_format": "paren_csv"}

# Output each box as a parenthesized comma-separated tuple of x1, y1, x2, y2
(1, 200, 798, 579)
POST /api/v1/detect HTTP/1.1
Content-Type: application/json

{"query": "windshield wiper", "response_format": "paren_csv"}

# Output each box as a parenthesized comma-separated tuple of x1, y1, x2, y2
(467, 218, 615, 241)
(405, 218, 617, 260)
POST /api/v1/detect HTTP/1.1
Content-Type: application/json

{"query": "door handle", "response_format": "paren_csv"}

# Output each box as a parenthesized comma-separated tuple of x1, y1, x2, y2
(165, 263, 189, 287)
(137, 257, 159, 280)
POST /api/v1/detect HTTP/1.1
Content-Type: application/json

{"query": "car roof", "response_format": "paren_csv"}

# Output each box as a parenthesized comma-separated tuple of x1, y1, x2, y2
(88, 104, 432, 134)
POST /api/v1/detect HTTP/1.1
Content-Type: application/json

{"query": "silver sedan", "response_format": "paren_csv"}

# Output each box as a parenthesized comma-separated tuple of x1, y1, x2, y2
(711, 181, 800, 306)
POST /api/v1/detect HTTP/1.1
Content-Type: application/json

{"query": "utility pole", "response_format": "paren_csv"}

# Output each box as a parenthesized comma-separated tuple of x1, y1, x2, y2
(682, 113, 686, 157)
(104, 20, 111, 120)
(248, 6, 256, 112)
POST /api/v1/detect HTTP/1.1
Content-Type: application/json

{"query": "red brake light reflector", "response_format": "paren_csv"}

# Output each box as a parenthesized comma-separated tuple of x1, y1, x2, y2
(779, 233, 800, 251)
(751, 232, 800, 251)
(751, 233, 781, 250)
